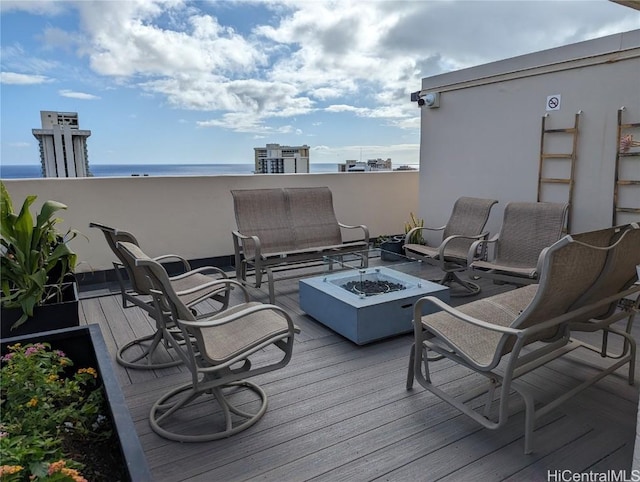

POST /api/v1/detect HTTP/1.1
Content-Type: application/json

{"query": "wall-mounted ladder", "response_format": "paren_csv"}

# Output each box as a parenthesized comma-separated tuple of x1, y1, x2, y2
(613, 106, 640, 226)
(537, 111, 581, 232)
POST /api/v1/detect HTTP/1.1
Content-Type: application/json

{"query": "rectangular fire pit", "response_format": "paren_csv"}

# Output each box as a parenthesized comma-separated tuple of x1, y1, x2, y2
(299, 266, 449, 345)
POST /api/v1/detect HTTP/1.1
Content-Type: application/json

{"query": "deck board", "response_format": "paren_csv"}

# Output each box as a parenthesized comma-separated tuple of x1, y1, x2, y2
(78, 264, 639, 481)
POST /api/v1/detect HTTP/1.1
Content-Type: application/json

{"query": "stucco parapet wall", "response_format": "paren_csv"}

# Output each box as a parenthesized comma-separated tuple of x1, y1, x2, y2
(2, 172, 419, 274)
(420, 29, 640, 93)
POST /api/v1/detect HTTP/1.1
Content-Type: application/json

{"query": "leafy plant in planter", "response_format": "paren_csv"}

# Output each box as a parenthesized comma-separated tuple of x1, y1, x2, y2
(404, 212, 425, 245)
(0, 182, 80, 331)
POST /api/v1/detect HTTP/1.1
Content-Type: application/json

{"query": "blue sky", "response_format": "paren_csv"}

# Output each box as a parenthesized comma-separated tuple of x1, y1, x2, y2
(1, 0, 638, 166)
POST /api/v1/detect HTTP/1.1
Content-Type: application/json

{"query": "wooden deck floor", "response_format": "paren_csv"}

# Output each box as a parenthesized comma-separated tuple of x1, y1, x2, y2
(78, 264, 639, 482)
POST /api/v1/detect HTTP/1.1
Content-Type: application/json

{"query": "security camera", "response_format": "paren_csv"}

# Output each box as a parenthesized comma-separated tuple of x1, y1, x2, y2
(420, 92, 440, 108)
(411, 91, 440, 108)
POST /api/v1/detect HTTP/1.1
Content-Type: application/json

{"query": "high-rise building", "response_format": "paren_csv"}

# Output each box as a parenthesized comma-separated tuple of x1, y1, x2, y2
(32, 111, 91, 177)
(338, 158, 392, 172)
(254, 143, 310, 174)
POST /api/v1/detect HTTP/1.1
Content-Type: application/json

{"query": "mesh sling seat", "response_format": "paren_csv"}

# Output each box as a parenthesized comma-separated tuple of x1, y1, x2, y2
(403, 197, 498, 297)
(406, 226, 640, 454)
(467, 202, 569, 285)
(90, 222, 230, 369)
(116, 241, 298, 442)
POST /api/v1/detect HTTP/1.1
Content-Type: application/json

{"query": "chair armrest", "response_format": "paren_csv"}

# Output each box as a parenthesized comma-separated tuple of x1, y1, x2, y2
(467, 235, 498, 266)
(232, 230, 263, 261)
(415, 296, 522, 336)
(170, 266, 229, 281)
(339, 223, 370, 243)
(438, 232, 488, 260)
(174, 278, 250, 301)
(153, 254, 192, 272)
(403, 225, 446, 245)
(417, 285, 640, 342)
(180, 302, 297, 333)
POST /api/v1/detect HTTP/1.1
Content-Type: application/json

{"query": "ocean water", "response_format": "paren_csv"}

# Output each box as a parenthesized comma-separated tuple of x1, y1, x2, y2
(0, 163, 419, 179)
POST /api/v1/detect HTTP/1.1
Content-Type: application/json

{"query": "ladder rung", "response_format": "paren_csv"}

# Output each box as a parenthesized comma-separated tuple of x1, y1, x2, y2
(544, 128, 577, 134)
(616, 207, 640, 214)
(617, 180, 640, 186)
(620, 123, 640, 128)
(619, 152, 640, 157)
(541, 154, 573, 159)
(540, 178, 571, 184)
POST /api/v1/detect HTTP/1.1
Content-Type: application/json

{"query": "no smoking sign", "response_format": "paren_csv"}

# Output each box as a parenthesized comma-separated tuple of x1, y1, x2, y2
(546, 94, 561, 111)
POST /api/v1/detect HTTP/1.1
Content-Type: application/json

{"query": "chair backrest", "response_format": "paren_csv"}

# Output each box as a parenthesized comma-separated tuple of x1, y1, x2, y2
(231, 187, 343, 256)
(569, 223, 640, 320)
(116, 241, 196, 321)
(89, 222, 155, 295)
(231, 188, 295, 258)
(442, 197, 498, 257)
(285, 187, 342, 249)
(494, 202, 568, 268)
(502, 230, 617, 351)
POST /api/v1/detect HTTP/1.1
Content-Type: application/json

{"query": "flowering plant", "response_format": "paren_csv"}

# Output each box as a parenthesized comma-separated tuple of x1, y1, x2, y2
(0, 342, 110, 481)
(620, 134, 640, 153)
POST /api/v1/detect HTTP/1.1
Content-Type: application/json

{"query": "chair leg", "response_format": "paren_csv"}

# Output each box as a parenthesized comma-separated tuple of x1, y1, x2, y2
(267, 268, 276, 304)
(406, 344, 415, 390)
(117, 330, 183, 369)
(150, 380, 268, 442)
(439, 272, 481, 297)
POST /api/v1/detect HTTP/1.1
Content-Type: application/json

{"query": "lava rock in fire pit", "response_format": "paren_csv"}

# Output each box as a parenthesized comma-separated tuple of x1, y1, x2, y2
(341, 279, 406, 296)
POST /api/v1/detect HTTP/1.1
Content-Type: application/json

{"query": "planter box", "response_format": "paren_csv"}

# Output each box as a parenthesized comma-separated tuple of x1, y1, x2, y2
(0, 282, 80, 339)
(1, 324, 152, 482)
(380, 236, 405, 262)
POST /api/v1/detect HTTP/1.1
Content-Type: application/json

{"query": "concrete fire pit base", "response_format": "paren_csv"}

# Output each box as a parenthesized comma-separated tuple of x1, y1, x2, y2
(299, 266, 449, 345)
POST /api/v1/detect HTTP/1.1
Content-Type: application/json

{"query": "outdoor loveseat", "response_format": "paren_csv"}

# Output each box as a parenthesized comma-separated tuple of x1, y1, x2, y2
(408, 223, 640, 454)
(231, 187, 370, 303)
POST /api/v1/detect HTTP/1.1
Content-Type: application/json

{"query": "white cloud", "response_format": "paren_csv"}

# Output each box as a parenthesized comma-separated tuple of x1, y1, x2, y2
(0, 1, 66, 14)
(197, 112, 294, 134)
(309, 142, 420, 164)
(40, 27, 82, 52)
(75, 1, 265, 78)
(3, 0, 638, 137)
(0, 72, 52, 85)
(59, 89, 101, 100)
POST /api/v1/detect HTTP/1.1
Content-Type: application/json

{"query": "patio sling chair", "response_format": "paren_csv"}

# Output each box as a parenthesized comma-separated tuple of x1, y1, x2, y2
(406, 227, 640, 454)
(403, 197, 498, 297)
(90, 222, 231, 369)
(116, 241, 298, 442)
(467, 202, 569, 285)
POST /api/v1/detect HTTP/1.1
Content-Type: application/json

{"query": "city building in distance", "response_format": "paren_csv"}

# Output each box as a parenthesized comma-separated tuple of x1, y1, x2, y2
(32, 111, 91, 177)
(338, 158, 392, 172)
(254, 143, 310, 174)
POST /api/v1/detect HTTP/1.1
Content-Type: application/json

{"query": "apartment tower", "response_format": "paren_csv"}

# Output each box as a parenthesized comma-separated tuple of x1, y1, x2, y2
(254, 143, 310, 174)
(32, 111, 91, 177)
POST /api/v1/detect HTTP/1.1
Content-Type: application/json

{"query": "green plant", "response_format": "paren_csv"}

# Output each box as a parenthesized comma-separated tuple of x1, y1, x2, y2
(0, 182, 79, 329)
(0, 342, 109, 481)
(404, 212, 425, 245)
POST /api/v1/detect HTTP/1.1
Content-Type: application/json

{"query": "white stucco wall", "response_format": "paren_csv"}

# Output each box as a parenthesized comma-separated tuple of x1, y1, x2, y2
(417, 29, 640, 238)
(2, 171, 418, 273)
